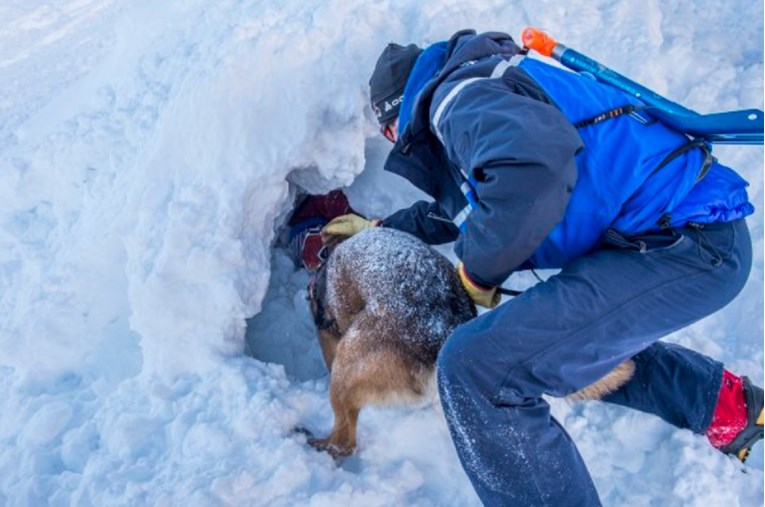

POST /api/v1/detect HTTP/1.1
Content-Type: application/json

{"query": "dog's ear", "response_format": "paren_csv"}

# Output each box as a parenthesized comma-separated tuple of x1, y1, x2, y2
(312, 263, 329, 302)
(308, 264, 339, 333)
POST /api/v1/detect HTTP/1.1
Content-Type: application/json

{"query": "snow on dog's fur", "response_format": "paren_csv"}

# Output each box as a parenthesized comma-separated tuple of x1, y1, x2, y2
(306, 227, 633, 458)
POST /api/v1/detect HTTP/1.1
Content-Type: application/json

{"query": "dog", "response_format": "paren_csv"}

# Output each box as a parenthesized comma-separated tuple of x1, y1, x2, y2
(305, 227, 634, 459)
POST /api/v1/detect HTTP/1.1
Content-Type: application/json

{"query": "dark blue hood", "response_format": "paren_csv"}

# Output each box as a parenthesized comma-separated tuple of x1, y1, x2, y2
(401, 30, 523, 141)
(384, 30, 524, 197)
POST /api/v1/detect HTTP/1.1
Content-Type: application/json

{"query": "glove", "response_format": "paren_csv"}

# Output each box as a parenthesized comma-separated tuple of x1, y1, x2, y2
(320, 214, 380, 246)
(457, 262, 501, 309)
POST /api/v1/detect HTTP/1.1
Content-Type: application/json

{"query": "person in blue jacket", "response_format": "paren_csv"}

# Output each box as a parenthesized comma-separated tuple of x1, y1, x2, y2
(321, 30, 764, 506)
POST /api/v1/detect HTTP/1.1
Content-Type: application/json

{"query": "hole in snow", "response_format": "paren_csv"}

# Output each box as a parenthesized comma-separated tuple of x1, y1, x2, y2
(244, 185, 328, 382)
(244, 139, 408, 381)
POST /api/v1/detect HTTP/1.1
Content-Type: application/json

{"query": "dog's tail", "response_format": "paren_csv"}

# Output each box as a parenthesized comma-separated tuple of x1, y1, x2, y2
(568, 359, 636, 401)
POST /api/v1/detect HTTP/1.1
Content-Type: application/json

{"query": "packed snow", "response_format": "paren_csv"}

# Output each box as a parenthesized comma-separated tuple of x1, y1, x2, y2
(0, 0, 762, 506)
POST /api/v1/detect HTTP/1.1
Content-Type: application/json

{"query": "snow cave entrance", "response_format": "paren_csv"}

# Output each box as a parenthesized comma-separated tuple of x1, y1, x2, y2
(244, 182, 333, 382)
(244, 139, 396, 381)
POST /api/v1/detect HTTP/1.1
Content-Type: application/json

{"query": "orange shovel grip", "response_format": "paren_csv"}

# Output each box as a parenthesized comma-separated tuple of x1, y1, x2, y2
(521, 27, 557, 57)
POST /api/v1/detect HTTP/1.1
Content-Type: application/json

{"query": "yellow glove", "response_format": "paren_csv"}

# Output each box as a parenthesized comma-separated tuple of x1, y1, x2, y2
(320, 214, 380, 246)
(457, 262, 501, 309)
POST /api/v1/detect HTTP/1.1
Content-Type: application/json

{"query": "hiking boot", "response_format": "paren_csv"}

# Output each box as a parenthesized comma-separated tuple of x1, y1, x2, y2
(720, 376, 764, 463)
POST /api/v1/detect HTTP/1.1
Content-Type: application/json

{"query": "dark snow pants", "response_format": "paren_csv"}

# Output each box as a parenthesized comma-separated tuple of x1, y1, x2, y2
(437, 218, 752, 506)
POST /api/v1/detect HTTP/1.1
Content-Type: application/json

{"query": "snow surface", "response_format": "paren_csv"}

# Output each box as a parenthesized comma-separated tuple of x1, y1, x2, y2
(0, 0, 762, 506)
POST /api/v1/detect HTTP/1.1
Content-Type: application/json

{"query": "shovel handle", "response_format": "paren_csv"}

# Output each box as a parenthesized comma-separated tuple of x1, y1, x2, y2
(521, 27, 558, 57)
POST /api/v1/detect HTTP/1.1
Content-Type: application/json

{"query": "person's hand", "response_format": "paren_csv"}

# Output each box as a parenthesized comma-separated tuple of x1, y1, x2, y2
(321, 214, 380, 246)
(457, 262, 501, 309)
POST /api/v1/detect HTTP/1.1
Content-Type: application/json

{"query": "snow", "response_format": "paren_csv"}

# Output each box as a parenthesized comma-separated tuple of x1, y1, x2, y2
(0, 0, 762, 506)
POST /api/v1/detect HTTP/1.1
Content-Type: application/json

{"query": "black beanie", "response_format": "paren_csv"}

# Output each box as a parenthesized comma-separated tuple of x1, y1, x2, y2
(369, 43, 422, 125)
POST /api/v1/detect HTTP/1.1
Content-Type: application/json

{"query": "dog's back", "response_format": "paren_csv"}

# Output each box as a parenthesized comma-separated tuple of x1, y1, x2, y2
(324, 227, 476, 364)
(307, 227, 475, 458)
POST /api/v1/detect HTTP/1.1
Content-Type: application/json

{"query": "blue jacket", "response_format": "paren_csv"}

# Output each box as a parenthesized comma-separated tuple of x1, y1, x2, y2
(383, 30, 753, 287)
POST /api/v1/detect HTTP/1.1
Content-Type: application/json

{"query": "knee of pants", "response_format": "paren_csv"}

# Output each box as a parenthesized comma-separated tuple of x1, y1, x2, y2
(437, 324, 569, 405)
(437, 325, 494, 394)
(436, 323, 542, 408)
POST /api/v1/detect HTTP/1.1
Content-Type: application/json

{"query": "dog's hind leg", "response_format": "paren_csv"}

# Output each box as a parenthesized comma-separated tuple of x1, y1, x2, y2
(308, 313, 428, 460)
(308, 331, 367, 459)
(308, 372, 362, 459)
(317, 328, 341, 373)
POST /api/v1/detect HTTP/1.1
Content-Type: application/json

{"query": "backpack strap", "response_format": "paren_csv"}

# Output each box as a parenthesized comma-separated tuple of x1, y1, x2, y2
(573, 104, 646, 128)
(655, 139, 716, 228)
(650, 138, 715, 183)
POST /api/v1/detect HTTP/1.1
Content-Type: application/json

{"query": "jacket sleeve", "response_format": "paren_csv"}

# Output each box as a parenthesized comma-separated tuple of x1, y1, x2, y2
(436, 79, 582, 286)
(383, 200, 460, 245)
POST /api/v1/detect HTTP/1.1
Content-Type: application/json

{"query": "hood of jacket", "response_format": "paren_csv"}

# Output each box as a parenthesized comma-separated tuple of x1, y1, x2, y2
(403, 30, 523, 139)
(384, 30, 524, 196)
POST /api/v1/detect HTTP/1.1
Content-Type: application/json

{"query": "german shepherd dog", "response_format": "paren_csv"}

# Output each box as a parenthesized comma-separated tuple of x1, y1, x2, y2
(306, 227, 634, 459)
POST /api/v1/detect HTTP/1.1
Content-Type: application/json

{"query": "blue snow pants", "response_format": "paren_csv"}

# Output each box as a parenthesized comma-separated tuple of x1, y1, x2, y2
(437, 218, 752, 506)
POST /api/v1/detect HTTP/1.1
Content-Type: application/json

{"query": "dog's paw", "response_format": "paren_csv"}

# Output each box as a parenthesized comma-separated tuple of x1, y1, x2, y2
(307, 436, 355, 460)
